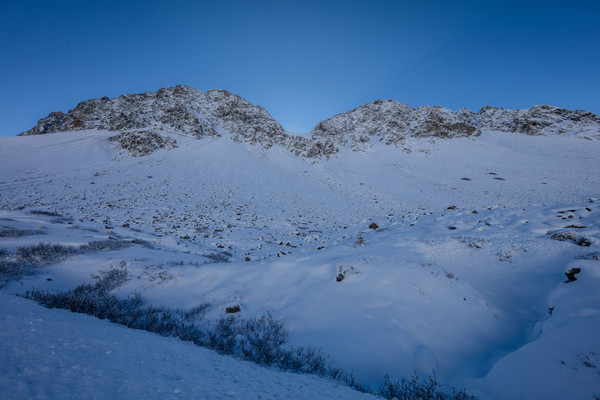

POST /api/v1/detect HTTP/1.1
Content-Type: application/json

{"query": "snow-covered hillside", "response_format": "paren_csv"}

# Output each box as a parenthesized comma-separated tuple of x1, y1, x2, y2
(0, 293, 374, 400)
(2, 87, 600, 399)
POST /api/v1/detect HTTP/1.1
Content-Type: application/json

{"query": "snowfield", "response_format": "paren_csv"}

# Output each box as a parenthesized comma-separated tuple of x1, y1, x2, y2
(0, 293, 374, 400)
(1, 126, 600, 399)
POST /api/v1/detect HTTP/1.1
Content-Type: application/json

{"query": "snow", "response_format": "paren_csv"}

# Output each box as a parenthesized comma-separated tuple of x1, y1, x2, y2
(0, 293, 374, 400)
(1, 127, 600, 399)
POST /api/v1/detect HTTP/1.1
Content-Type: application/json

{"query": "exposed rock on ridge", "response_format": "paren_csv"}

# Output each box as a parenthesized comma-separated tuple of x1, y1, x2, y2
(477, 104, 600, 136)
(308, 100, 600, 156)
(21, 86, 600, 158)
(308, 100, 480, 156)
(21, 85, 289, 156)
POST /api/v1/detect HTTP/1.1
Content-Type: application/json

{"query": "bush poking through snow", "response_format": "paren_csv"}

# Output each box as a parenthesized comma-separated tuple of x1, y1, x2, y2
(16, 240, 137, 266)
(29, 210, 62, 217)
(0, 226, 46, 238)
(22, 271, 475, 397)
(0, 254, 35, 288)
(202, 251, 232, 263)
(17, 243, 77, 265)
(21, 270, 378, 393)
(378, 373, 477, 400)
(80, 240, 132, 253)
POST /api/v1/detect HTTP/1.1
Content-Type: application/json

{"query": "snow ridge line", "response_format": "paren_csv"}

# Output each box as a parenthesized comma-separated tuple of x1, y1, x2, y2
(19, 85, 600, 158)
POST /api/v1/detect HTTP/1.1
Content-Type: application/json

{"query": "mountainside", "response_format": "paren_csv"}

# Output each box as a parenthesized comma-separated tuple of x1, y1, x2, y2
(311, 101, 600, 153)
(20, 85, 600, 158)
(3, 87, 600, 399)
(21, 86, 296, 154)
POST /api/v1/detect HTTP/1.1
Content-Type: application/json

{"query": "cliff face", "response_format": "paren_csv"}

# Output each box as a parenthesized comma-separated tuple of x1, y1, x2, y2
(21, 86, 600, 157)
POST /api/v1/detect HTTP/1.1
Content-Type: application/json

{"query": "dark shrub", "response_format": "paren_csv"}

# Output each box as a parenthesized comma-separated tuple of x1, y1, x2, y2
(17, 243, 77, 265)
(80, 240, 132, 253)
(378, 373, 477, 400)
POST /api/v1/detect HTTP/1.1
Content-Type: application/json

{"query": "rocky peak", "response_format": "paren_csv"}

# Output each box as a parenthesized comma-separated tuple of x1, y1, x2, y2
(477, 104, 600, 136)
(304, 100, 599, 157)
(305, 100, 480, 157)
(20, 85, 288, 154)
(20, 86, 600, 158)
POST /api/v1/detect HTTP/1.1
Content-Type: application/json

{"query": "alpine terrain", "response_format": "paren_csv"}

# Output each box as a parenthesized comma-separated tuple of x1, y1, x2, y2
(1, 85, 600, 399)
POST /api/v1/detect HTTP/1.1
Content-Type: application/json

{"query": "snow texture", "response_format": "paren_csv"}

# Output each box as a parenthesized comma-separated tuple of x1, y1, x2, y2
(2, 87, 600, 399)
(0, 294, 374, 400)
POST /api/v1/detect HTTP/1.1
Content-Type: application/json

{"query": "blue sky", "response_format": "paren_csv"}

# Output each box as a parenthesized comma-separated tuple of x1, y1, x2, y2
(1, 0, 599, 136)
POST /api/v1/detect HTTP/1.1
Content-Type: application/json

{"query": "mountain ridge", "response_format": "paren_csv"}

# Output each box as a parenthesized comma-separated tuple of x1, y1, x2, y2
(20, 85, 600, 157)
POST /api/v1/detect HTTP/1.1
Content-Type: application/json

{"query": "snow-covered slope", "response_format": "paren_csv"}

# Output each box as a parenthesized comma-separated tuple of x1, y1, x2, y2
(0, 293, 374, 400)
(2, 87, 600, 399)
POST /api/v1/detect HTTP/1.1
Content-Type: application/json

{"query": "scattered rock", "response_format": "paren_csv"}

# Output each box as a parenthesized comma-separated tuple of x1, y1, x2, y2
(108, 130, 177, 157)
(550, 231, 591, 246)
(369, 222, 379, 230)
(577, 237, 592, 247)
(226, 305, 241, 314)
(565, 267, 582, 282)
(336, 273, 345, 282)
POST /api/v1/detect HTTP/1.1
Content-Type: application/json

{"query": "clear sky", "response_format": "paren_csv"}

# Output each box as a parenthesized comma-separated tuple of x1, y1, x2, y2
(1, 0, 599, 136)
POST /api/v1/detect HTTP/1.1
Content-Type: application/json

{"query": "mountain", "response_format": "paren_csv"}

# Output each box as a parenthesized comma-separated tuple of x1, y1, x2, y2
(20, 85, 600, 158)
(3, 86, 600, 399)
(20, 86, 293, 156)
(311, 101, 600, 153)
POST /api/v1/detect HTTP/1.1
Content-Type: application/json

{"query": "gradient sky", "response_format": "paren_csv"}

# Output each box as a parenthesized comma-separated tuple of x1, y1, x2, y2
(1, 0, 599, 136)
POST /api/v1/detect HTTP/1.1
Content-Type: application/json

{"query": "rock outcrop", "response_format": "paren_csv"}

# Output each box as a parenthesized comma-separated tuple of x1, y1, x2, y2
(307, 100, 600, 157)
(20, 85, 290, 156)
(20, 85, 600, 158)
